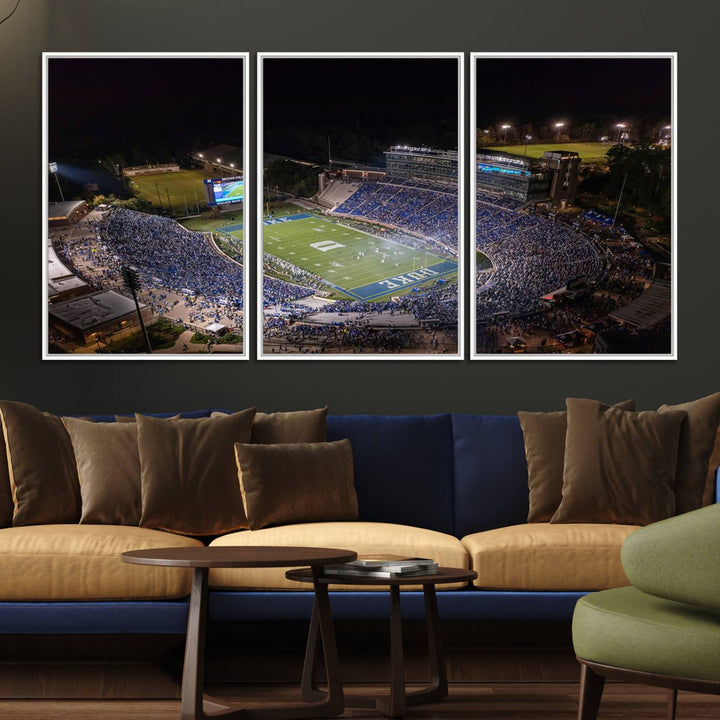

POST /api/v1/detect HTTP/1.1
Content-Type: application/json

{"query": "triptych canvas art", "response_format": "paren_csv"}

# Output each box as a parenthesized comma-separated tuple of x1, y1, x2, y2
(43, 52, 675, 360)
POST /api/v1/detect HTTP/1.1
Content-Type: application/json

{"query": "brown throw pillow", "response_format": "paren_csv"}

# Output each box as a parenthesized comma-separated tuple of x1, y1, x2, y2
(0, 430, 13, 528)
(704, 426, 720, 507)
(658, 393, 720, 514)
(212, 407, 328, 444)
(235, 440, 358, 530)
(138, 409, 256, 536)
(519, 399, 636, 522)
(0, 400, 81, 525)
(62, 417, 141, 525)
(552, 398, 686, 525)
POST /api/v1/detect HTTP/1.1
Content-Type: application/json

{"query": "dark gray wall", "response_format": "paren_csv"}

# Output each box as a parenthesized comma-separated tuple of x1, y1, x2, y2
(0, 0, 716, 415)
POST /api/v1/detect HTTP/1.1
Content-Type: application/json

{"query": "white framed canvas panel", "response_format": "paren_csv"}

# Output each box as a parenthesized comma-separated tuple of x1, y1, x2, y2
(470, 52, 676, 360)
(43, 52, 249, 360)
(257, 52, 464, 360)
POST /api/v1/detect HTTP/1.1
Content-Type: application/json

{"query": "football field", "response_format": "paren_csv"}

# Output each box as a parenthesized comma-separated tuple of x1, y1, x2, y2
(263, 214, 457, 301)
(129, 169, 215, 215)
(486, 142, 609, 164)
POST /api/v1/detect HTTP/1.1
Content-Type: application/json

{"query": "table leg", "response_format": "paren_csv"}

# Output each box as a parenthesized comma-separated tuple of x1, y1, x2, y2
(405, 583, 448, 705)
(375, 585, 407, 718)
(181, 567, 208, 720)
(300, 597, 323, 702)
(181, 566, 343, 720)
(345, 583, 448, 718)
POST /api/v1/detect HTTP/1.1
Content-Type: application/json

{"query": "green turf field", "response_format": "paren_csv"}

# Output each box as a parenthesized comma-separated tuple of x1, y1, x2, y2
(264, 215, 452, 300)
(128, 169, 215, 215)
(180, 214, 244, 234)
(477, 251, 492, 270)
(486, 142, 610, 163)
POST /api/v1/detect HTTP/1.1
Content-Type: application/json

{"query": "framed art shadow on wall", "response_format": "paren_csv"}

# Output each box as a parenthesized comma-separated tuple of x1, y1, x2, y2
(257, 52, 464, 360)
(470, 53, 676, 361)
(42, 52, 249, 360)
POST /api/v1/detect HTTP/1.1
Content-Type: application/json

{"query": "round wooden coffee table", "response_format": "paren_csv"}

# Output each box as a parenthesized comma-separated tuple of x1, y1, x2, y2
(286, 566, 477, 718)
(122, 546, 356, 720)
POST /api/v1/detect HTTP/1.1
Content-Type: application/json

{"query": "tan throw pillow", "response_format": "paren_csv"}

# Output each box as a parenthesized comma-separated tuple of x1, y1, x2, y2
(212, 407, 328, 444)
(235, 440, 358, 531)
(658, 393, 720, 514)
(62, 417, 141, 525)
(138, 409, 256, 536)
(0, 400, 81, 525)
(518, 399, 636, 522)
(552, 398, 686, 525)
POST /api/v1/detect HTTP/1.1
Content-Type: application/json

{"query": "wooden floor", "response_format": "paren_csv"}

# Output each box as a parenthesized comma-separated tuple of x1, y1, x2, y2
(1, 683, 719, 719)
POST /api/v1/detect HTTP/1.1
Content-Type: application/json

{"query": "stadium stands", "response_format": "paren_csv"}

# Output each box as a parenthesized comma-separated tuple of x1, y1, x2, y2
(101, 209, 245, 306)
(316, 179, 361, 209)
(331, 178, 458, 252)
(475, 192, 605, 320)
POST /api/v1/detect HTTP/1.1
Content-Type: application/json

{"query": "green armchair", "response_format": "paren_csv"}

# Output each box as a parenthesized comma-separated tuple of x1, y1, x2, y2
(572, 503, 720, 720)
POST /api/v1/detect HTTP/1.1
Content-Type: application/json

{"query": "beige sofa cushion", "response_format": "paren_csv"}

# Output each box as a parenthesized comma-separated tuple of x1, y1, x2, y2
(209, 521, 469, 591)
(0, 525, 202, 600)
(462, 523, 639, 591)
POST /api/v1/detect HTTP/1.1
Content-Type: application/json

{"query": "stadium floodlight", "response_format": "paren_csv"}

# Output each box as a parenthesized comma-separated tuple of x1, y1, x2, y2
(120, 266, 152, 353)
(198, 153, 204, 158)
(615, 123, 627, 144)
(49, 162, 65, 202)
(501, 124, 511, 143)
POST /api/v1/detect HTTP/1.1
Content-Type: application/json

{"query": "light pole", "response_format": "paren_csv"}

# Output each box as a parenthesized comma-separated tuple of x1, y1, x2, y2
(121, 266, 152, 353)
(554, 122, 565, 142)
(49, 162, 65, 202)
(216, 158, 223, 177)
(612, 173, 627, 229)
(524, 134, 532, 156)
(615, 123, 626, 144)
(501, 124, 511, 144)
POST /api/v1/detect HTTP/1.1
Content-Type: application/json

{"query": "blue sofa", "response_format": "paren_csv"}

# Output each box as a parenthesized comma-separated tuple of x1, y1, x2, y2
(0, 411, 652, 636)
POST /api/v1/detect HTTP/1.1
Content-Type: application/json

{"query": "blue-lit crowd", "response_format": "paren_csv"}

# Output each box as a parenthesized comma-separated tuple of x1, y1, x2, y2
(332, 178, 458, 251)
(102, 209, 245, 306)
(474, 191, 605, 320)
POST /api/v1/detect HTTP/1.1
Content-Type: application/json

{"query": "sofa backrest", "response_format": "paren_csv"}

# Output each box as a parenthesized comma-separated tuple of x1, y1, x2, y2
(327, 414, 455, 535)
(451, 414, 529, 537)
(87, 410, 211, 422)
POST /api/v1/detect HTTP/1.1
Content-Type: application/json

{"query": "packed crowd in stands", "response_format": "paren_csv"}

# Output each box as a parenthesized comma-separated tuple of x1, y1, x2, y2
(53, 210, 247, 331)
(475, 194, 605, 320)
(332, 178, 458, 252)
(263, 254, 325, 294)
(263, 316, 415, 353)
(101, 209, 246, 306)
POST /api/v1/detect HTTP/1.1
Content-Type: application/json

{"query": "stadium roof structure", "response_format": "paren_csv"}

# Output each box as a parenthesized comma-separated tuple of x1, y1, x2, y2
(48, 276, 88, 299)
(609, 278, 671, 329)
(49, 290, 146, 331)
(48, 245, 75, 281)
(48, 200, 87, 221)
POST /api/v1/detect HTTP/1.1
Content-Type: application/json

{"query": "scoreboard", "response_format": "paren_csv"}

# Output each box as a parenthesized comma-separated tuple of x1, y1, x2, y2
(204, 176, 244, 206)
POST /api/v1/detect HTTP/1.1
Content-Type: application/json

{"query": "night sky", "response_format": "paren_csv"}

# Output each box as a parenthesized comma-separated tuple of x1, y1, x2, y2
(49, 57, 245, 159)
(263, 58, 459, 163)
(475, 57, 671, 127)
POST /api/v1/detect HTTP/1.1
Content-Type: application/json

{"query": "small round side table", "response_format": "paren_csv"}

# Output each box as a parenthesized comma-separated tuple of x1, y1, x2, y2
(122, 545, 356, 720)
(286, 565, 477, 718)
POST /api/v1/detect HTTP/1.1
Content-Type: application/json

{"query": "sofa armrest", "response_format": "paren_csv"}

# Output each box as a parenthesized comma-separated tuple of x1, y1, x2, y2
(621, 503, 720, 610)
